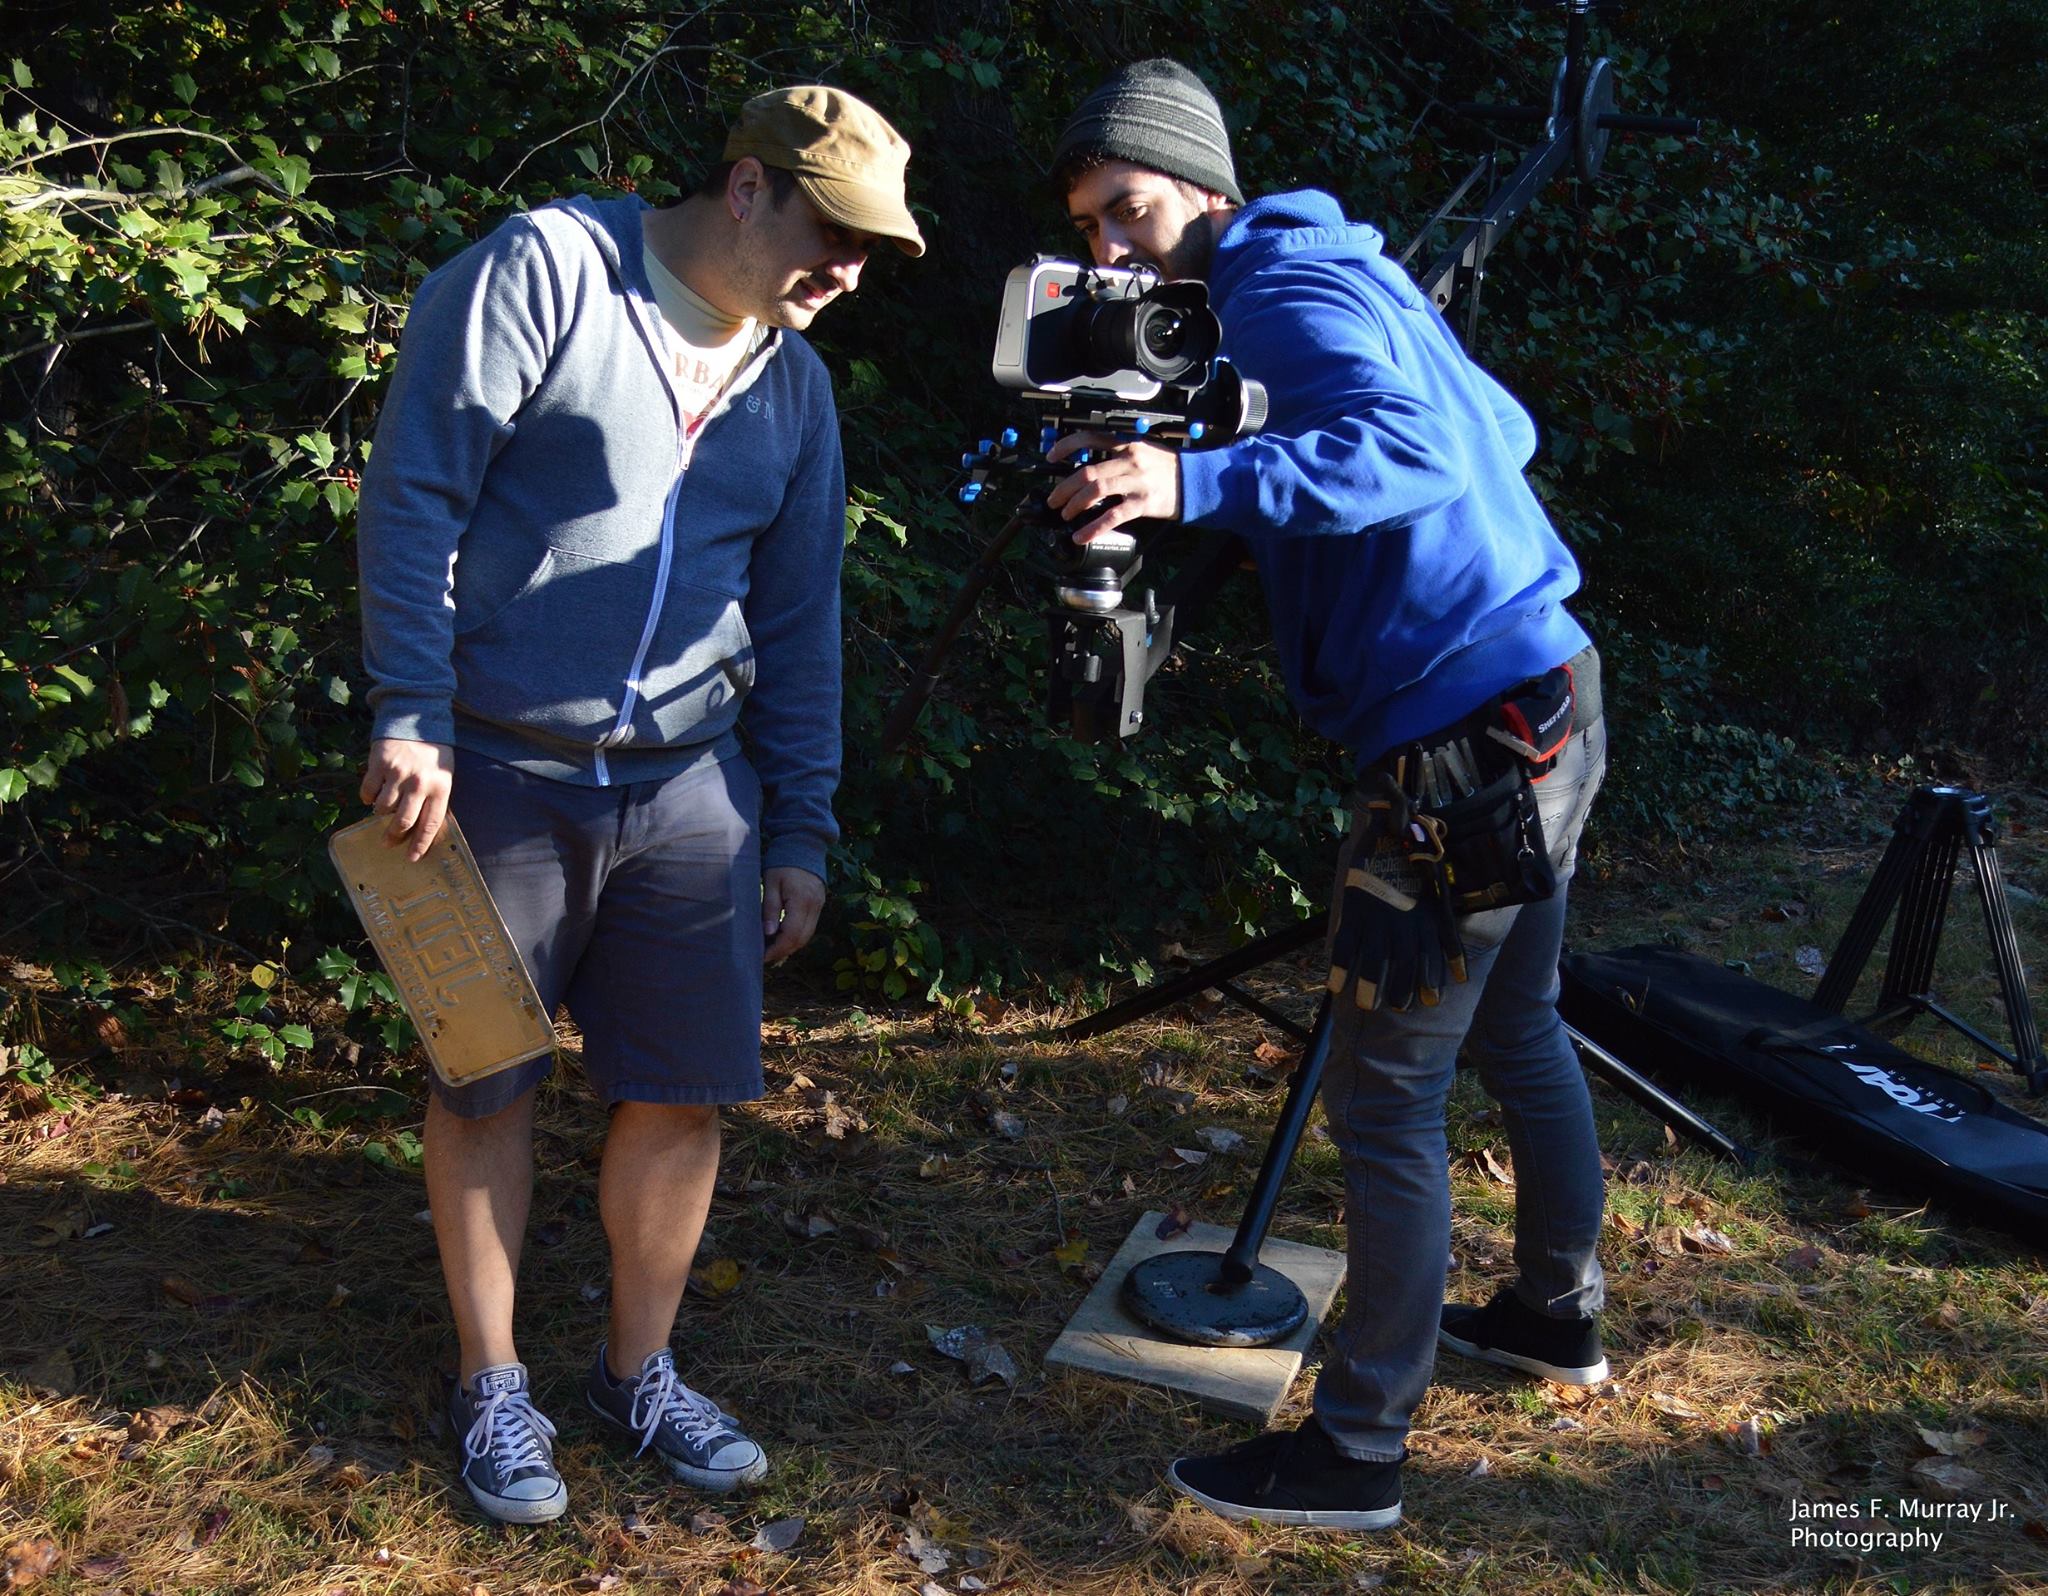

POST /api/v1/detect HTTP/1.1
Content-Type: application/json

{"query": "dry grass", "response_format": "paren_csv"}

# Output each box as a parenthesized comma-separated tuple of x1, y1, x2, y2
(5, 779, 2048, 1595)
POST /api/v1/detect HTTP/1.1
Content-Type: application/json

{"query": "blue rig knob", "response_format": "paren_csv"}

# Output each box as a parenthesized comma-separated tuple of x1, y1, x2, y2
(1039, 424, 1058, 453)
(957, 482, 983, 504)
(961, 451, 983, 468)
(1000, 428, 1019, 448)
(1133, 417, 1152, 435)
(1187, 421, 1206, 440)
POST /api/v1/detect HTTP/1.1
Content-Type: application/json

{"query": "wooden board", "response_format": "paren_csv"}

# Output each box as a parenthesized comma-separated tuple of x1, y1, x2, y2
(1044, 1212, 1346, 1423)
(328, 813, 556, 1089)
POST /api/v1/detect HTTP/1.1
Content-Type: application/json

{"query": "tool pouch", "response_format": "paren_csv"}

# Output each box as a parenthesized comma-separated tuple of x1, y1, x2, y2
(1434, 765, 1557, 914)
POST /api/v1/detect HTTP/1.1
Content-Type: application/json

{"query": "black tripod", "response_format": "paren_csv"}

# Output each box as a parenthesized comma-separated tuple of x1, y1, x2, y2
(1815, 785, 2045, 1094)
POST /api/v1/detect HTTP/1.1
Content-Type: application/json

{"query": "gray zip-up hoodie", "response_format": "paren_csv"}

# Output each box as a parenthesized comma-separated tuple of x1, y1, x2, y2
(357, 195, 844, 881)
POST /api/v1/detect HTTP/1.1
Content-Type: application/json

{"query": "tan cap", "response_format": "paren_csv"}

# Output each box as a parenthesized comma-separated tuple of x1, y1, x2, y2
(723, 85, 925, 258)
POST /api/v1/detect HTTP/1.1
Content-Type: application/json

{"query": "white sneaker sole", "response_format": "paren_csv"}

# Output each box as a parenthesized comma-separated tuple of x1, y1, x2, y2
(1437, 1327, 1609, 1385)
(1166, 1461, 1402, 1532)
(465, 1474, 569, 1524)
(584, 1396, 769, 1492)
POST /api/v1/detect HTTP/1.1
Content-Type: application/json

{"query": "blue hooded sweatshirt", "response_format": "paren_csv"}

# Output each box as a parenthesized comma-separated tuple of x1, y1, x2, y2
(357, 196, 845, 881)
(1176, 190, 1590, 764)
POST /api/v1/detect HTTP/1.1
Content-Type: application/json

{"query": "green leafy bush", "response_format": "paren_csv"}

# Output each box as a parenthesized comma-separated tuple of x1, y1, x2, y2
(4, 1, 2039, 995)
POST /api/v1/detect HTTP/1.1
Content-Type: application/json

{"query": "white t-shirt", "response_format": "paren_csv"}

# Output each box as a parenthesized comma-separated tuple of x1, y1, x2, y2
(643, 244, 757, 436)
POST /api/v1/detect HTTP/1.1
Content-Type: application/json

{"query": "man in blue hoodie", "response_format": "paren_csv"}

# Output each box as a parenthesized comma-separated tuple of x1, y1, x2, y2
(1045, 60, 1609, 1531)
(355, 87, 923, 1523)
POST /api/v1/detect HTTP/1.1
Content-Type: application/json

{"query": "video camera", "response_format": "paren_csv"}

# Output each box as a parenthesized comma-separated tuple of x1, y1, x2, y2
(960, 258, 1267, 743)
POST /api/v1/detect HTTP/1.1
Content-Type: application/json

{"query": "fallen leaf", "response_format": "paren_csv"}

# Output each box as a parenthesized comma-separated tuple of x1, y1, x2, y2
(966, 1340, 1018, 1388)
(190, 1508, 231, 1547)
(702, 1258, 743, 1295)
(1, 1538, 59, 1588)
(924, 1324, 1018, 1387)
(688, 1508, 727, 1535)
(1650, 1393, 1704, 1420)
(1164, 1147, 1209, 1168)
(1155, 1204, 1193, 1240)
(1548, 1415, 1583, 1432)
(28, 1210, 88, 1249)
(1782, 1245, 1824, 1272)
(1680, 1225, 1737, 1255)
(959, 1578, 990, 1593)
(1842, 1191, 1873, 1219)
(532, 1218, 567, 1247)
(21, 1347, 75, 1397)
(988, 1110, 1026, 1141)
(1468, 1456, 1493, 1477)
(1120, 1173, 1138, 1196)
(899, 1524, 950, 1574)
(1794, 945, 1828, 977)
(749, 1516, 804, 1554)
(1911, 1457, 1983, 1496)
(304, 1444, 336, 1468)
(1195, 1126, 1246, 1156)
(783, 1207, 838, 1240)
(918, 1154, 951, 1179)
(77, 1555, 126, 1580)
(1051, 1235, 1089, 1270)
(126, 1405, 195, 1446)
(711, 1582, 767, 1596)
(81, 1221, 114, 1240)
(1480, 1147, 1514, 1185)
(1253, 1040, 1292, 1067)
(888, 1361, 915, 1377)
(1916, 1425, 1990, 1456)
(1105, 1094, 1129, 1117)
(1728, 1417, 1767, 1456)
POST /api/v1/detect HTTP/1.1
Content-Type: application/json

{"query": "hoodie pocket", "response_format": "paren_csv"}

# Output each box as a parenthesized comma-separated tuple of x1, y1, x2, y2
(621, 575, 756, 748)
(452, 544, 645, 744)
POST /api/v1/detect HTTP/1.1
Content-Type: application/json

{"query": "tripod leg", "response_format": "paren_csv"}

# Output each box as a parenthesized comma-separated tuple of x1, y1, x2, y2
(1816, 816, 1918, 1012)
(1057, 921, 1324, 1041)
(1881, 794, 1962, 1015)
(1965, 811, 2048, 1091)
(1564, 1023, 1751, 1164)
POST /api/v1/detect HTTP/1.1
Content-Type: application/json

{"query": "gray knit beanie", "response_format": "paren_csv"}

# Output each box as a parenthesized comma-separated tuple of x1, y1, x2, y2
(1052, 59, 1242, 204)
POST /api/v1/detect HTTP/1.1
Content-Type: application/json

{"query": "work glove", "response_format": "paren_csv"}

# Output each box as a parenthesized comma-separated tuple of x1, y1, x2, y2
(1327, 811, 1468, 1013)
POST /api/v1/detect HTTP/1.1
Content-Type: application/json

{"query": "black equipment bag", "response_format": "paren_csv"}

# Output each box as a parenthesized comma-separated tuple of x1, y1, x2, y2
(1559, 946, 2048, 1239)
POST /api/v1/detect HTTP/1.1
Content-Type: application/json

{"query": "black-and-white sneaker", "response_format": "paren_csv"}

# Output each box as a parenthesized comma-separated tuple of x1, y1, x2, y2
(1166, 1421, 1403, 1532)
(449, 1362, 569, 1524)
(1438, 1286, 1609, 1384)
(584, 1344, 767, 1492)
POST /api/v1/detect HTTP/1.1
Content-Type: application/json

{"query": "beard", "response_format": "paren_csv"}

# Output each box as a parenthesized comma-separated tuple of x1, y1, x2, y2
(1147, 211, 1215, 282)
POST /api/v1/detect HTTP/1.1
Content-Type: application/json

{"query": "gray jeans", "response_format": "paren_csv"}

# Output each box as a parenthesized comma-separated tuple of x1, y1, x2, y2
(1313, 713, 1608, 1460)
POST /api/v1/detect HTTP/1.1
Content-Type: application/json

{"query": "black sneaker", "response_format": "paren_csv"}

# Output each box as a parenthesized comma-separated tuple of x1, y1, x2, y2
(584, 1344, 767, 1492)
(449, 1362, 569, 1524)
(1438, 1286, 1608, 1384)
(1166, 1421, 1403, 1532)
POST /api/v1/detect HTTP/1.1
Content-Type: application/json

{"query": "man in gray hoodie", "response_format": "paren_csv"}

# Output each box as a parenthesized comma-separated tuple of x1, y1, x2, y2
(354, 86, 923, 1523)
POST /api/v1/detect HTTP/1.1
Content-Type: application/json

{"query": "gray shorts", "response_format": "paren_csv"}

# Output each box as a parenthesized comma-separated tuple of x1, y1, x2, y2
(433, 745, 766, 1119)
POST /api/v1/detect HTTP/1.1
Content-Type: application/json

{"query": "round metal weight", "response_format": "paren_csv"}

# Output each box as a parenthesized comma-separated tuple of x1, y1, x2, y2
(1576, 56, 1615, 184)
(1120, 1250, 1309, 1348)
